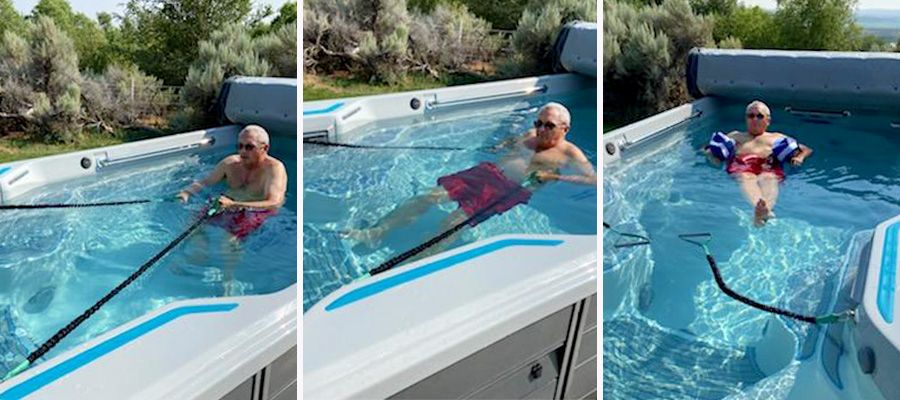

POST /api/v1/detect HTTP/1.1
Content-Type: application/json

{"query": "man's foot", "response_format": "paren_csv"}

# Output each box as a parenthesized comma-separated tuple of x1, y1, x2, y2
(340, 227, 385, 248)
(753, 199, 769, 227)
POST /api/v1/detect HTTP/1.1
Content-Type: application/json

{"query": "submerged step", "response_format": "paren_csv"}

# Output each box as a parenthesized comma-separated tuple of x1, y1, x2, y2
(604, 315, 767, 400)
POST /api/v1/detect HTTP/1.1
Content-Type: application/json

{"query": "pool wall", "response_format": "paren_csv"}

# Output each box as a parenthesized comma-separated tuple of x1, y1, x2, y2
(687, 48, 900, 113)
(223, 76, 297, 135)
(0, 77, 298, 400)
(555, 22, 597, 78)
(303, 73, 594, 142)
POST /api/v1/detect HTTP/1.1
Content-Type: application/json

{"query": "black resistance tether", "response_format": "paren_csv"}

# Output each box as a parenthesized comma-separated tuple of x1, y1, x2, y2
(364, 173, 541, 277)
(603, 222, 651, 248)
(679, 233, 854, 325)
(303, 138, 493, 152)
(2, 201, 223, 381)
(0, 199, 168, 210)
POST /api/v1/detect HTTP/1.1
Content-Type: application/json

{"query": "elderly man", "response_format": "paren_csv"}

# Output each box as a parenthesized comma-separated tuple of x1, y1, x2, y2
(178, 124, 288, 238)
(176, 125, 287, 295)
(344, 102, 595, 253)
(705, 100, 813, 227)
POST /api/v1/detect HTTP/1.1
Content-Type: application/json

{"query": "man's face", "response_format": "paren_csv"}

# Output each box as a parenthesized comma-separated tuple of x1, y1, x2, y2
(237, 134, 267, 163)
(745, 106, 770, 136)
(534, 109, 568, 147)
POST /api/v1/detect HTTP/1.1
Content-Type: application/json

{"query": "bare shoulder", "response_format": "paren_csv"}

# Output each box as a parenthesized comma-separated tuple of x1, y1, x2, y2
(221, 154, 241, 165)
(726, 130, 742, 138)
(217, 155, 241, 170)
(564, 141, 589, 161)
(267, 156, 287, 175)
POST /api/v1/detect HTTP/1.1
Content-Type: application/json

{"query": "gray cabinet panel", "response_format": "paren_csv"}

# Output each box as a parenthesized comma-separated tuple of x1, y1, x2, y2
(470, 349, 562, 399)
(391, 306, 573, 399)
(268, 346, 297, 397)
(271, 381, 297, 400)
(220, 376, 254, 400)
(584, 295, 596, 330)
(564, 356, 596, 400)
(576, 326, 596, 366)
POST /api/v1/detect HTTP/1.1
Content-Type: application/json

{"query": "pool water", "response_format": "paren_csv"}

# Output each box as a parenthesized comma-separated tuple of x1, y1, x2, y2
(0, 134, 297, 375)
(603, 101, 900, 399)
(303, 89, 598, 311)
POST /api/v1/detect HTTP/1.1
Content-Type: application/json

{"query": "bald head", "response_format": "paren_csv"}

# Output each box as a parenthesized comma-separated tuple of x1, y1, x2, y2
(240, 125, 270, 147)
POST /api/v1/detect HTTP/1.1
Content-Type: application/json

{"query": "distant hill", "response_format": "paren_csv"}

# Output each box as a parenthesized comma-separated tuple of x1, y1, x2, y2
(856, 9, 900, 41)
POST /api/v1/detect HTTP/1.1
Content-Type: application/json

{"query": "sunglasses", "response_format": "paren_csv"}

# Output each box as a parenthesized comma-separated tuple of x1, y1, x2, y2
(746, 113, 767, 120)
(534, 119, 560, 130)
(237, 142, 258, 151)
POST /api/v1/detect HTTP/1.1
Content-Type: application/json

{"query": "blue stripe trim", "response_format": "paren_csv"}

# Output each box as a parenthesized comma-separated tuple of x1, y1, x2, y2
(326, 238, 565, 311)
(878, 222, 898, 323)
(303, 102, 344, 116)
(0, 167, 9, 177)
(0, 303, 238, 399)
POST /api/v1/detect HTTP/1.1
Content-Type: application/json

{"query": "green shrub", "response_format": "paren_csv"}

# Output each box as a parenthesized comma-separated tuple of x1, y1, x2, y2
(0, 17, 84, 142)
(180, 23, 269, 129)
(81, 63, 174, 131)
(257, 22, 298, 78)
(508, 0, 596, 76)
(604, 0, 712, 122)
(713, 6, 777, 48)
(408, 3, 502, 76)
(305, 0, 498, 82)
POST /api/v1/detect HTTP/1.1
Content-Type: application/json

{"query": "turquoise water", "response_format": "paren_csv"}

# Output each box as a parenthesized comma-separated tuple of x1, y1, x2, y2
(0, 134, 297, 375)
(303, 89, 598, 311)
(603, 101, 900, 399)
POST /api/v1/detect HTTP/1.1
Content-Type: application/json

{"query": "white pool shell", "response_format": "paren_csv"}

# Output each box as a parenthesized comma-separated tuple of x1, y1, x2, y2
(302, 23, 598, 398)
(0, 77, 297, 400)
(603, 48, 900, 400)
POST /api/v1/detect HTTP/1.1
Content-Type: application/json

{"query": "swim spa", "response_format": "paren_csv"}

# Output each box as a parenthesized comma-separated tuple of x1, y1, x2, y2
(0, 77, 297, 400)
(304, 22, 598, 399)
(603, 49, 900, 400)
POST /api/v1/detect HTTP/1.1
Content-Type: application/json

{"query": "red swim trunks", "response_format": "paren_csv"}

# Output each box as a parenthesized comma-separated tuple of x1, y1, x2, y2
(204, 208, 276, 240)
(437, 162, 532, 226)
(726, 154, 785, 181)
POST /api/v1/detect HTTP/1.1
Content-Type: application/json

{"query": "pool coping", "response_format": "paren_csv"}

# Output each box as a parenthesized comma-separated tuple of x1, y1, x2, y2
(0, 284, 296, 400)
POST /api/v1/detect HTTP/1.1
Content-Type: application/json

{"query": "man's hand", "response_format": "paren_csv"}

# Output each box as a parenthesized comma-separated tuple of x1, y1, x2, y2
(535, 170, 559, 183)
(177, 191, 190, 203)
(218, 195, 237, 209)
(703, 148, 722, 166)
(790, 155, 805, 167)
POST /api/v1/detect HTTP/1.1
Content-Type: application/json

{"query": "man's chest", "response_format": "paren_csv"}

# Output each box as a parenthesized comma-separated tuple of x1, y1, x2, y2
(738, 136, 775, 153)
(226, 167, 267, 190)
(528, 148, 568, 167)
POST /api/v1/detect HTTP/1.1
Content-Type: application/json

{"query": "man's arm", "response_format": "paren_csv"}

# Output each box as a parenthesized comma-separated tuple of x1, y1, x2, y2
(222, 162, 287, 210)
(791, 143, 813, 166)
(178, 158, 229, 201)
(490, 130, 533, 152)
(703, 130, 740, 166)
(538, 145, 596, 186)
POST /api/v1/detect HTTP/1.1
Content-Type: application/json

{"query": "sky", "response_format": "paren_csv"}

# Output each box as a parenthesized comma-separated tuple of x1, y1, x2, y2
(12, 0, 290, 19)
(741, 0, 900, 10)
